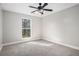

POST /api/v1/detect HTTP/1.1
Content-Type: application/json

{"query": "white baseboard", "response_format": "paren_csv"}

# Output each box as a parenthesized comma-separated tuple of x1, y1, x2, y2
(3, 36, 79, 50)
(3, 37, 40, 46)
(43, 37, 79, 50)
(3, 40, 28, 46)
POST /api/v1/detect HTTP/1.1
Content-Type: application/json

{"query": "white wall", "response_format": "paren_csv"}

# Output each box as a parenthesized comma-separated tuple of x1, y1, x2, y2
(3, 10, 41, 44)
(2, 4, 79, 49)
(0, 4, 2, 50)
(42, 4, 79, 48)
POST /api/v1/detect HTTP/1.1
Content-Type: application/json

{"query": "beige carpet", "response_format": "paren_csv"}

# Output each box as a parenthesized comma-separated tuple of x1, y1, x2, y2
(0, 39, 79, 56)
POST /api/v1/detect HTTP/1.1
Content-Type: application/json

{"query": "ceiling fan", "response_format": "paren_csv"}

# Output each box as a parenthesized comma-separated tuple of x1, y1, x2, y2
(29, 3, 53, 15)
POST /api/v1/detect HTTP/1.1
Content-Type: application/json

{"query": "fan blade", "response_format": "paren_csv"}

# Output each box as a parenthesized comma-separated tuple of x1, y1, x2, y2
(42, 3, 48, 9)
(43, 9, 53, 11)
(29, 6, 38, 9)
(31, 10, 38, 13)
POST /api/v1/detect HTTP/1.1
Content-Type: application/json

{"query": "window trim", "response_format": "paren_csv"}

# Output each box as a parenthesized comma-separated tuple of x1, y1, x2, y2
(22, 18, 32, 39)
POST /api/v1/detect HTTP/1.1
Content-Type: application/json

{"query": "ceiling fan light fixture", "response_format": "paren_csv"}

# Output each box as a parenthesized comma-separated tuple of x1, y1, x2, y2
(29, 3, 53, 15)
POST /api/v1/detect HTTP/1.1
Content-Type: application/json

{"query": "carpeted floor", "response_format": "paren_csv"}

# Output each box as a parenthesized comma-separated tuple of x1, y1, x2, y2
(0, 39, 79, 56)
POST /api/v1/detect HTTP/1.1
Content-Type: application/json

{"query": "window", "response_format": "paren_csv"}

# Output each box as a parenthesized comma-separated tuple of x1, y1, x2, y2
(22, 19, 31, 38)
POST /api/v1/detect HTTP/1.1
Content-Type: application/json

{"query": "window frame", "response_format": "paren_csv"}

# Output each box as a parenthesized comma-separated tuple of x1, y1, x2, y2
(22, 18, 32, 39)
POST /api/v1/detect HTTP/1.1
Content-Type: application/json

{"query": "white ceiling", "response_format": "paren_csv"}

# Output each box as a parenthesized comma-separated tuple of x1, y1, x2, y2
(0, 3, 78, 17)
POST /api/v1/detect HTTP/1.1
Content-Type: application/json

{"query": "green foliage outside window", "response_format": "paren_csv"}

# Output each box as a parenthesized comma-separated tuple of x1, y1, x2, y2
(22, 19, 31, 38)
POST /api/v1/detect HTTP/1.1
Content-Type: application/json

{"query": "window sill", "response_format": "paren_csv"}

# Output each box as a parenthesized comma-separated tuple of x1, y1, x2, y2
(22, 37, 31, 39)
